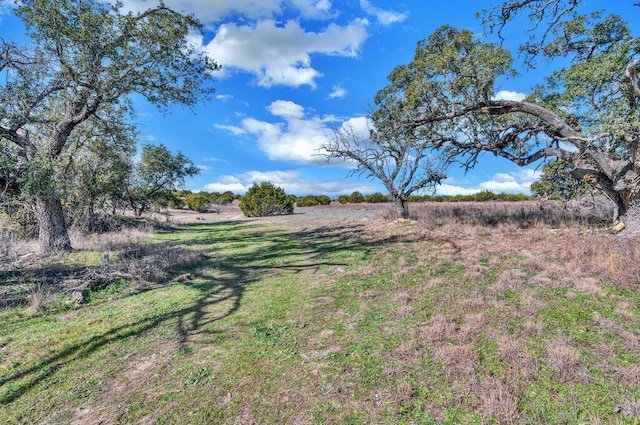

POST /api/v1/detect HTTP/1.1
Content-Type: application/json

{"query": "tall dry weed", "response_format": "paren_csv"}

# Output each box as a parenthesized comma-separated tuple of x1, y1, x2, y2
(408, 200, 608, 228)
(557, 233, 640, 286)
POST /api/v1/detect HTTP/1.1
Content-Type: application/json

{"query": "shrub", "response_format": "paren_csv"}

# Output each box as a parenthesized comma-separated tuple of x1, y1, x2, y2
(167, 191, 186, 209)
(364, 192, 389, 203)
(185, 194, 208, 213)
(296, 194, 332, 207)
(337, 195, 349, 204)
(316, 195, 331, 205)
(296, 195, 320, 207)
(218, 191, 235, 205)
(239, 182, 294, 217)
(349, 191, 365, 204)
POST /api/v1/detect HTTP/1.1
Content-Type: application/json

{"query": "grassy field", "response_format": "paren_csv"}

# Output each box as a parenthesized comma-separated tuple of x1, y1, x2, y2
(1, 203, 640, 424)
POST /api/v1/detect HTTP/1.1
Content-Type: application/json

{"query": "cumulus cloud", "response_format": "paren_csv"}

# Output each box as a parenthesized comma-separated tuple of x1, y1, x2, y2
(202, 169, 376, 195)
(118, 0, 339, 22)
(478, 169, 539, 193)
(435, 183, 480, 196)
(216, 94, 234, 102)
(268, 100, 305, 119)
(493, 90, 527, 102)
(119, 0, 282, 22)
(339, 116, 370, 136)
(359, 0, 407, 26)
(215, 100, 343, 164)
(434, 169, 539, 195)
(202, 19, 368, 88)
(202, 175, 248, 193)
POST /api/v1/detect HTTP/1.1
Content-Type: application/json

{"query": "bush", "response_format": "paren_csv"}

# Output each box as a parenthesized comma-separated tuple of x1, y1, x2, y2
(316, 195, 331, 205)
(296, 195, 320, 207)
(296, 194, 332, 207)
(185, 194, 208, 213)
(349, 191, 365, 204)
(364, 192, 389, 203)
(239, 182, 294, 217)
(337, 195, 349, 204)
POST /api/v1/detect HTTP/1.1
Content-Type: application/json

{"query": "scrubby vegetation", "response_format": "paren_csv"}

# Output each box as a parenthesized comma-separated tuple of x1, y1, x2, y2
(295, 194, 332, 207)
(239, 181, 295, 217)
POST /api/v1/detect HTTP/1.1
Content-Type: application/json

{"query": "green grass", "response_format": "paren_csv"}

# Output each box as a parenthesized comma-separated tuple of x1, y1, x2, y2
(1, 220, 640, 423)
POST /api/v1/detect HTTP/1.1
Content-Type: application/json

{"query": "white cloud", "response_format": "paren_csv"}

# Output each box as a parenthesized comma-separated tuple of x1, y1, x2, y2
(290, 0, 336, 19)
(216, 94, 234, 102)
(202, 19, 368, 88)
(214, 124, 247, 136)
(118, 0, 282, 21)
(215, 101, 370, 166)
(202, 169, 376, 195)
(359, 0, 407, 26)
(339, 116, 370, 136)
(435, 183, 480, 196)
(196, 164, 213, 171)
(478, 168, 539, 193)
(435, 168, 539, 195)
(202, 174, 247, 193)
(119, 0, 339, 22)
(268, 100, 305, 119)
(328, 84, 347, 99)
(493, 90, 527, 102)
(202, 156, 226, 162)
(216, 100, 344, 164)
(141, 134, 158, 142)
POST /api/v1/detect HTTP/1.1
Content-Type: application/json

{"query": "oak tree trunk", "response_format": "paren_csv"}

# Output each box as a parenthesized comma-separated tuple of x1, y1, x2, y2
(34, 195, 72, 253)
(394, 196, 410, 219)
(617, 199, 640, 232)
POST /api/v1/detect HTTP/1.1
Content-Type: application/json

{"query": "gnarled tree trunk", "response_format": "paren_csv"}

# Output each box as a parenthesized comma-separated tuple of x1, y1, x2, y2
(34, 195, 72, 253)
(393, 196, 410, 219)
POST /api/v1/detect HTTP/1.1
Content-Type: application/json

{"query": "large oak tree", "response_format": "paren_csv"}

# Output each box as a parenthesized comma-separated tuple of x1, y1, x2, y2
(371, 2, 640, 230)
(0, 0, 219, 253)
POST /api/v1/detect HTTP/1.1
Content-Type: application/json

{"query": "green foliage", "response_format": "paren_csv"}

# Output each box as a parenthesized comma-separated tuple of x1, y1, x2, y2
(408, 191, 531, 203)
(531, 159, 588, 200)
(218, 191, 235, 205)
(0, 0, 218, 251)
(295, 195, 332, 207)
(348, 191, 365, 204)
(239, 182, 294, 217)
(315, 195, 331, 205)
(472, 190, 500, 202)
(382, 4, 640, 222)
(364, 192, 389, 203)
(126, 144, 199, 216)
(185, 194, 208, 213)
(337, 195, 349, 204)
(296, 196, 321, 207)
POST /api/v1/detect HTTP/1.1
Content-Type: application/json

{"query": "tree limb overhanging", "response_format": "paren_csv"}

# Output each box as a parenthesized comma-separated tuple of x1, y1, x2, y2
(370, 5, 640, 228)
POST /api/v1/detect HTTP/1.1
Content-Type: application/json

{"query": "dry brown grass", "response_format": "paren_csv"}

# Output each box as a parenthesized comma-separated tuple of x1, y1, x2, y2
(4, 201, 640, 423)
(0, 226, 204, 308)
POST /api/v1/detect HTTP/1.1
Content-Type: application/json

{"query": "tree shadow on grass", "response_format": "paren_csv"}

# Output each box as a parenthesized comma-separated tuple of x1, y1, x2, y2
(0, 219, 376, 405)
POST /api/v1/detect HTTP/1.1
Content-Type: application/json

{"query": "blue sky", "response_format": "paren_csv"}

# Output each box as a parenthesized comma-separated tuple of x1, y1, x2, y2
(1, 1, 637, 197)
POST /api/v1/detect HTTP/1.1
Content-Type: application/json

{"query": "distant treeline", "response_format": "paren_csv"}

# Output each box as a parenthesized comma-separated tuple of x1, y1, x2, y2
(175, 189, 531, 213)
(332, 190, 530, 204)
